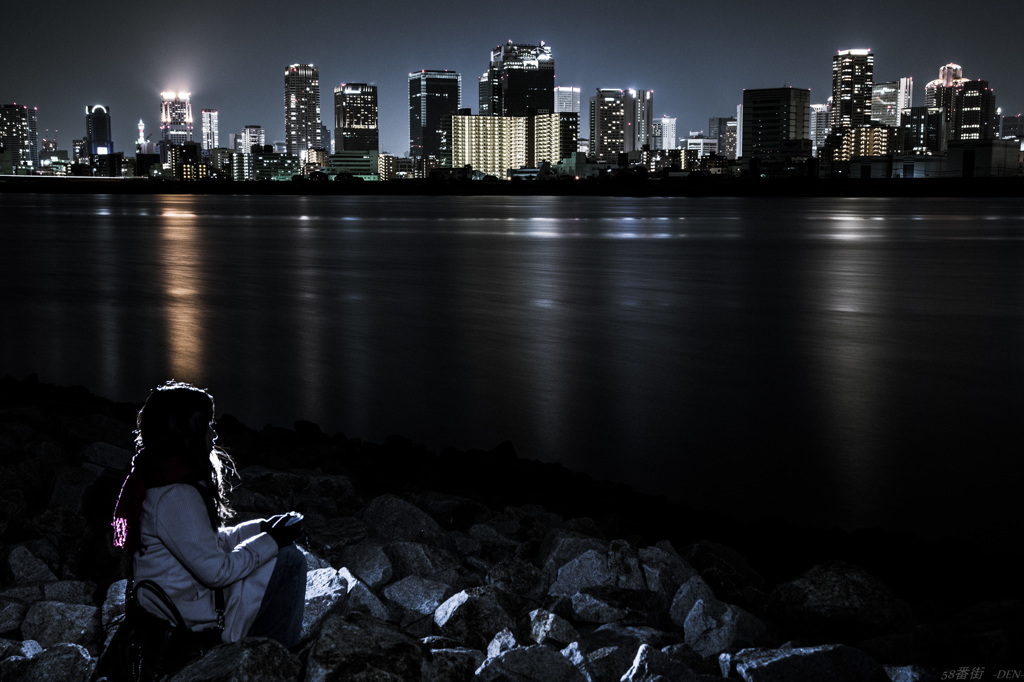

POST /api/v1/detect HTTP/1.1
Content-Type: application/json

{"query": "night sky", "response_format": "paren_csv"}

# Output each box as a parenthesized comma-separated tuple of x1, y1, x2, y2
(5, 0, 1021, 158)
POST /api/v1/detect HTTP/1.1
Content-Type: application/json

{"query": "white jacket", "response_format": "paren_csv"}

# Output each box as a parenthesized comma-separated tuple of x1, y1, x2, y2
(133, 483, 280, 642)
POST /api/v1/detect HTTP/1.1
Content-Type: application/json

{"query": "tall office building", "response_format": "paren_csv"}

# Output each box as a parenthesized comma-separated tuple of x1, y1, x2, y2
(624, 89, 654, 152)
(533, 112, 578, 165)
(870, 78, 912, 128)
(653, 115, 677, 150)
(589, 89, 625, 162)
(160, 92, 193, 162)
(924, 63, 968, 107)
(900, 106, 947, 154)
(284, 64, 323, 157)
(831, 49, 874, 128)
(554, 86, 581, 114)
(708, 116, 735, 157)
(409, 70, 461, 163)
(237, 125, 266, 180)
(924, 64, 997, 141)
(201, 109, 219, 153)
(334, 83, 379, 152)
(86, 105, 113, 155)
(0, 103, 39, 170)
(810, 103, 830, 156)
(741, 87, 811, 171)
(478, 41, 554, 117)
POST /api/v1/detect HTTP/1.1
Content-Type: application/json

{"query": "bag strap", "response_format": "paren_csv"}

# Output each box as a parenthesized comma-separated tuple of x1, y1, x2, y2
(132, 579, 189, 629)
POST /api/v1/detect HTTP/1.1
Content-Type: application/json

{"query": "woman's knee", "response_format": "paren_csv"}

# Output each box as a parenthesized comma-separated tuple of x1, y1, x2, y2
(277, 543, 305, 575)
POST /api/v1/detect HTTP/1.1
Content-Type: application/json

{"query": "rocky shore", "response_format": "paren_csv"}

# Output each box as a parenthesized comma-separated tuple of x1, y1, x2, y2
(0, 374, 1019, 681)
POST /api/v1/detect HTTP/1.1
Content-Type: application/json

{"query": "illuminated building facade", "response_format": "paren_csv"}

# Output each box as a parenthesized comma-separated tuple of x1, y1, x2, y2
(554, 86, 580, 114)
(954, 80, 998, 141)
(708, 116, 735, 157)
(160, 92, 193, 161)
(900, 106, 947, 154)
(451, 114, 527, 176)
(624, 89, 654, 152)
(741, 87, 811, 173)
(409, 70, 461, 164)
(533, 112, 578, 165)
(831, 49, 874, 128)
(810, 103, 830, 157)
(85, 105, 113, 155)
(201, 109, 219, 154)
(1, 103, 40, 171)
(478, 41, 554, 117)
(284, 64, 322, 157)
(238, 125, 265, 180)
(653, 116, 677, 150)
(334, 83, 379, 152)
(589, 89, 625, 162)
(870, 78, 912, 128)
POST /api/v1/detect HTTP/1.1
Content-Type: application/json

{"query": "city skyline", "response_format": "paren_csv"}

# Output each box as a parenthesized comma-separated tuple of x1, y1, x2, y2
(3, 0, 1021, 158)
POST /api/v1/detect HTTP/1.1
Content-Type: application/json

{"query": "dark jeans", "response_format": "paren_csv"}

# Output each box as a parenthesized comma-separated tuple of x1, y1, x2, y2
(247, 543, 305, 648)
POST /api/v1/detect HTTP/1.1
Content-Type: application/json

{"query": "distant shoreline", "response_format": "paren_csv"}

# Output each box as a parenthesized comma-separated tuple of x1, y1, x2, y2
(3, 174, 1023, 197)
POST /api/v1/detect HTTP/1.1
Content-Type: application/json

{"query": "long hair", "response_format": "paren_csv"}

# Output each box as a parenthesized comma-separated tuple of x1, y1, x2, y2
(133, 381, 235, 524)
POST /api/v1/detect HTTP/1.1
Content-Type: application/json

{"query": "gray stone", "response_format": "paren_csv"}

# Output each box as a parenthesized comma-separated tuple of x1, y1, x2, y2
(684, 599, 765, 659)
(383, 575, 454, 637)
(469, 523, 521, 560)
(770, 561, 911, 640)
(639, 545, 698, 599)
(338, 567, 389, 621)
(305, 611, 425, 682)
(487, 627, 520, 658)
(303, 568, 349, 639)
(571, 587, 661, 626)
(578, 644, 635, 682)
(424, 647, 487, 682)
(299, 544, 334, 571)
(476, 644, 588, 682)
(670, 576, 720, 629)
(21, 601, 101, 650)
(719, 644, 891, 682)
(386, 541, 462, 585)
(681, 541, 763, 605)
(48, 464, 103, 513)
(608, 539, 648, 591)
(0, 637, 42, 660)
(6, 546, 57, 584)
(538, 531, 609, 584)
(527, 608, 579, 647)
(101, 579, 128, 626)
(486, 557, 547, 601)
(166, 637, 300, 681)
(621, 643, 699, 682)
(43, 580, 96, 605)
(0, 599, 28, 635)
(79, 441, 132, 470)
(884, 664, 941, 682)
(339, 540, 393, 589)
(0, 642, 94, 682)
(362, 494, 448, 545)
(583, 622, 683, 653)
(434, 586, 517, 651)
(549, 549, 616, 597)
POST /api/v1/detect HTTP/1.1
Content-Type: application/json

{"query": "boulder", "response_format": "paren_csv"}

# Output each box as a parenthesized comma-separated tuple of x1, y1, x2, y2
(0, 638, 42, 659)
(670, 576, 721, 629)
(620, 643, 699, 682)
(337, 567, 388, 621)
(487, 627, 520, 658)
(79, 441, 132, 471)
(302, 568, 349, 640)
(361, 494, 449, 546)
(570, 587, 660, 625)
(434, 586, 518, 651)
(48, 464, 103, 513)
(0, 599, 28, 635)
(5, 546, 57, 584)
(305, 611, 425, 682)
(681, 540, 763, 606)
(683, 599, 765, 659)
(561, 641, 634, 682)
(383, 575, 454, 637)
(166, 637, 300, 681)
(20, 601, 101, 650)
(770, 561, 911, 640)
(719, 644, 891, 682)
(42, 580, 96, 605)
(339, 540, 393, 588)
(0, 642, 95, 682)
(423, 647, 487, 682)
(101, 579, 127, 626)
(527, 608, 579, 648)
(883, 664, 941, 682)
(638, 545, 698, 600)
(549, 549, 616, 597)
(385, 541, 462, 585)
(487, 557, 547, 601)
(476, 644, 588, 682)
(538, 531, 609, 584)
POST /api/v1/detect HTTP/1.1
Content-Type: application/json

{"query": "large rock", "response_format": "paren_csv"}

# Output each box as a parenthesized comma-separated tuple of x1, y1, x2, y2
(680, 540, 763, 606)
(79, 441, 132, 470)
(620, 643, 699, 682)
(337, 567, 388, 621)
(0, 642, 95, 682)
(549, 549, 616, 597)
(305, 611, 425, 682)
(538, 531, 609, 584)
(101, 579, 128, 626)
(770, 561, 911, 640)
(166, 637, 300, 681)
(561, 641, 634, 682)
(434, 586, 518, 651)
(683, 599, 765, 659)
(0, 599, 28, 635)
(5, 546, 57, 584)
(486, 557, 547, 601)
(719, 644, 891, 682)
(385, 541, 462, 585)
(570, 587, 660, 626)
(303, 568, 349, 639)
(339, 540, 393, 589)
(476, 644, 588, 682)
(21, 601, 102, 650)
(383, 575, 454, 637)
(527, 608, 579, 648)
(43, 580, 96, 605)
(638, 545, 698, 601)
(669, 576, 720, 629)
(361, 494, 449, 546)
(423, 647, 487, 682)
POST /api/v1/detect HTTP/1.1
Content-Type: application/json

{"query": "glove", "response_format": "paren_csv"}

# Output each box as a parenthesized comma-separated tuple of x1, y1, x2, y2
(262, 511, 303, 547)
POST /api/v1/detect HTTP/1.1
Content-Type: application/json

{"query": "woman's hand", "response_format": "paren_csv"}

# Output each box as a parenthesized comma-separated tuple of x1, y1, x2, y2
(261, 511, 303, 547)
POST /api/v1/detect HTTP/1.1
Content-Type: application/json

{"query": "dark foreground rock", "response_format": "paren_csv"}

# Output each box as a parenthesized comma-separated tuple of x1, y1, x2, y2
(1, 375, 1021, 680)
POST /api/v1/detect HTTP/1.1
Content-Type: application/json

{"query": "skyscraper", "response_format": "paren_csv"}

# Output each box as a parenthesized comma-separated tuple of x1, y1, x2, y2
(554, 86, 581, 114)
(831, 49, 874, 128)
(870, 78, 913, 128)
(741, 87, 811, 173)
(0, 103, 39, 170)
(810, 103, 830, 156)
(334, 83, 379, 152)
(589, 89, 625, 162)
(653, 116, 677, 150)
(624, 89, 654, 152)
(86, 105, 113, 155)
(708, 116, 735, 156)
(409, 70, 461, 164)
(924, 64, 998, 141)
(284, 64, 322, 157)
(160, 92, 193, 161)
(201, 109, 219, 153)
(478, 41, 554, 117)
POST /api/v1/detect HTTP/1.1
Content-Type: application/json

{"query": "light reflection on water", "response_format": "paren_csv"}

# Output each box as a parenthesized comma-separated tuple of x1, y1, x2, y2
(2, 193, 1023, 545)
